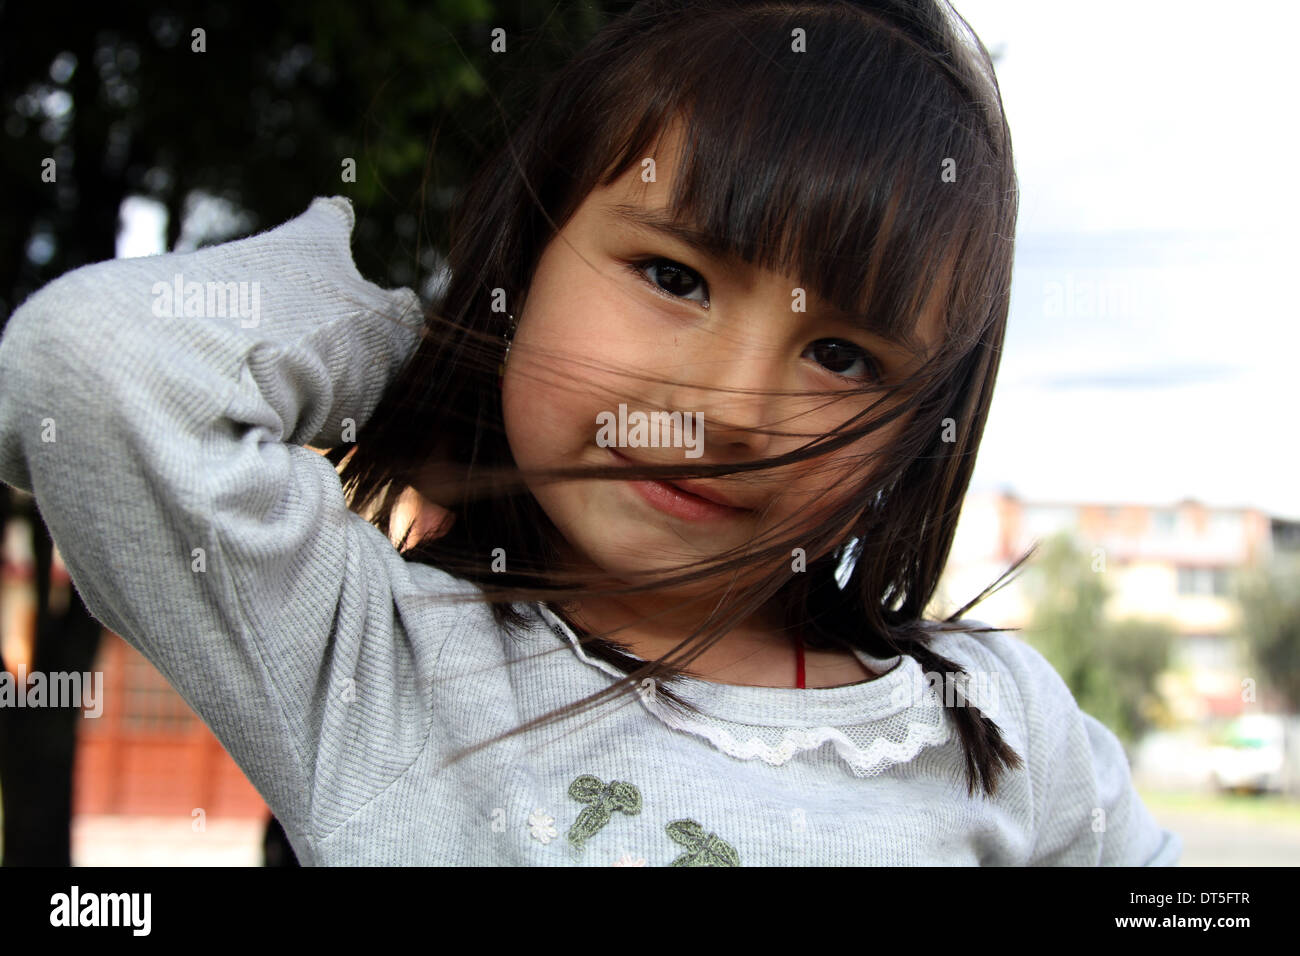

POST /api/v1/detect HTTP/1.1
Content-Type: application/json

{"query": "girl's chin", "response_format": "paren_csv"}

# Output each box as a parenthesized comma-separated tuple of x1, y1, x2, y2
(568, 544, 761, 593)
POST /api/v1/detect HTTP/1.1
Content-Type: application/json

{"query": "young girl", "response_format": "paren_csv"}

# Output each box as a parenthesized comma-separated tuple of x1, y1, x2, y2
(0, 0, 1181, 865)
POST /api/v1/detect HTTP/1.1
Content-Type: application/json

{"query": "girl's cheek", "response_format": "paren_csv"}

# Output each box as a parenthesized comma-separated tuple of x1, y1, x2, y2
(510, 350, 608, 461)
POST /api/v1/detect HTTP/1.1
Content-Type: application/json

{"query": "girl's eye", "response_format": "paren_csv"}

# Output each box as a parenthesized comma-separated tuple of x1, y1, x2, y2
(629, 257, 710, 307)
(626, 261, 878, 383)
(804, 339, 882, 383)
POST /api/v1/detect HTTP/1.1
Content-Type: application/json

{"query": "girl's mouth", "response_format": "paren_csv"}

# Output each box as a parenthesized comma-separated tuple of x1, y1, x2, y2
(606, 448, 752, 522)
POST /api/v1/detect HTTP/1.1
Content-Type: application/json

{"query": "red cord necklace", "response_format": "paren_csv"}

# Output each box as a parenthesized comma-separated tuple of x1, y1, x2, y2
(795, 631, 806, 689)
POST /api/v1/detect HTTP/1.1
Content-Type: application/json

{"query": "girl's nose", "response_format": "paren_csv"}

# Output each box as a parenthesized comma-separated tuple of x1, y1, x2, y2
(663, 346, 784, 459)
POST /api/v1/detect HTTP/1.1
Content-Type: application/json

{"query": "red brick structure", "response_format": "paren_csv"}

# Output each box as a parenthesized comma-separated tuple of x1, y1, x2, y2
(75, 630, 267, 819)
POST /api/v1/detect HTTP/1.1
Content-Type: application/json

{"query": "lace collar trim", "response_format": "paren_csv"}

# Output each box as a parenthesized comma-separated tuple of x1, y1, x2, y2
(531, 603, 953, 776)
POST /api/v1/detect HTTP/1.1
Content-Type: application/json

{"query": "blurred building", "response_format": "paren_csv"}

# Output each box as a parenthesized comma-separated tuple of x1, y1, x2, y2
(72, 631, 267, 818)
(936, 488, 1289, 722)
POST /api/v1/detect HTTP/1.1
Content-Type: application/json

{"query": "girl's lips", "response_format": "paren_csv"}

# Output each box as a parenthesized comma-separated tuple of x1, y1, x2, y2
(607, 448, 751, 522)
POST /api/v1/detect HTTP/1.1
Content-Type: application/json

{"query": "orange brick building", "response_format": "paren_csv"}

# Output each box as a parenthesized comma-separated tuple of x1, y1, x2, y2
(74, 629, 267, 818)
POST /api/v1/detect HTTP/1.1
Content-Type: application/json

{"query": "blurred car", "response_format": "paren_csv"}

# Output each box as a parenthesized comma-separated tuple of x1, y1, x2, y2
(1209, 714, 1287, 794)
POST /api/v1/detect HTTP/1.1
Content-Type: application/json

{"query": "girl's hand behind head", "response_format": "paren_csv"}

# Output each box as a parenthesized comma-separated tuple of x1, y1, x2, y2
(412, 491, 455, 540)
(405, 439, 468, 542)
(393, 484, 455, 545)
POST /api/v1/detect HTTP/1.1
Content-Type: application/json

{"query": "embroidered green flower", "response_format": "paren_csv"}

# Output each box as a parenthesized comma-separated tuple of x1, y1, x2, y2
(665, 819, 741, 866)
(566, 774, 642, 850)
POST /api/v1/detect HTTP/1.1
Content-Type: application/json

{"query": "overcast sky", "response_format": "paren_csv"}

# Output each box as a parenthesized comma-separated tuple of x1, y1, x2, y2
(954, 0, 1299, 518)
(120, 2, 1300, 520)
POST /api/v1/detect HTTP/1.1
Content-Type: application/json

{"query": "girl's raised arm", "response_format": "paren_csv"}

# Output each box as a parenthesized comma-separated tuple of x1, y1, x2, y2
(0, 197, 458, 853)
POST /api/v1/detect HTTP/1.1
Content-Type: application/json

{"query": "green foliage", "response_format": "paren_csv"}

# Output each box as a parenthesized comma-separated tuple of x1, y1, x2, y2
(1232, 552, 1300, 711)
(1, 0, 628, 320)
(1019, 532, 1176, 748)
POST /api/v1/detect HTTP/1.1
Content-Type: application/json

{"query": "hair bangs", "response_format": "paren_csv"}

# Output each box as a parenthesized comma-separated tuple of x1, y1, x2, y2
(579, 2, 1003, 367)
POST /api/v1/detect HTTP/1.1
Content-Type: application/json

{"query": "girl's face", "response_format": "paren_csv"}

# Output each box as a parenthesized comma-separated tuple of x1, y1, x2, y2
(501, 126, 943, 596)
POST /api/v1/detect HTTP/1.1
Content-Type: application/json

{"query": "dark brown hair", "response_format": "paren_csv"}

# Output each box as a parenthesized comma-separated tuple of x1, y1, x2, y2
(328, 0, 1033, 797)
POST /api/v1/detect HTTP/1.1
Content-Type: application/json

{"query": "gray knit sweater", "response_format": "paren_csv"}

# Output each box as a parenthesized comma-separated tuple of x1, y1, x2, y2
(0, 196, 1182, 866)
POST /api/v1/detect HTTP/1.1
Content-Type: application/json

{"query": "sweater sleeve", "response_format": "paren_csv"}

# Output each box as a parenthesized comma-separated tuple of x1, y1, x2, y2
(993, 633, 1184, 866)
(0, 196, 447, 848)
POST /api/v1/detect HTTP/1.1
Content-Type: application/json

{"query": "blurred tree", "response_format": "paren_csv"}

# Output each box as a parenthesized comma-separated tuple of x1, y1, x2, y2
(0, 0, 630, 865)
(1233, 552, 1300, 712)
(1, 0, 629, 312)
(1018, 531, 1176, 752)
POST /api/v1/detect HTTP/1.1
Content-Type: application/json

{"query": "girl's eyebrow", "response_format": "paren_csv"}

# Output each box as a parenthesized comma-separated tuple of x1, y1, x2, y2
(604, 202, 733, 261)
(603, 201, 925, 356)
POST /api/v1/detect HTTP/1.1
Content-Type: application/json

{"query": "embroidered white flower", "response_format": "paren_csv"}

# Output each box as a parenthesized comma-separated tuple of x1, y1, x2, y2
(612, 853, 647, 866)
(528, 809, 558, 845)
